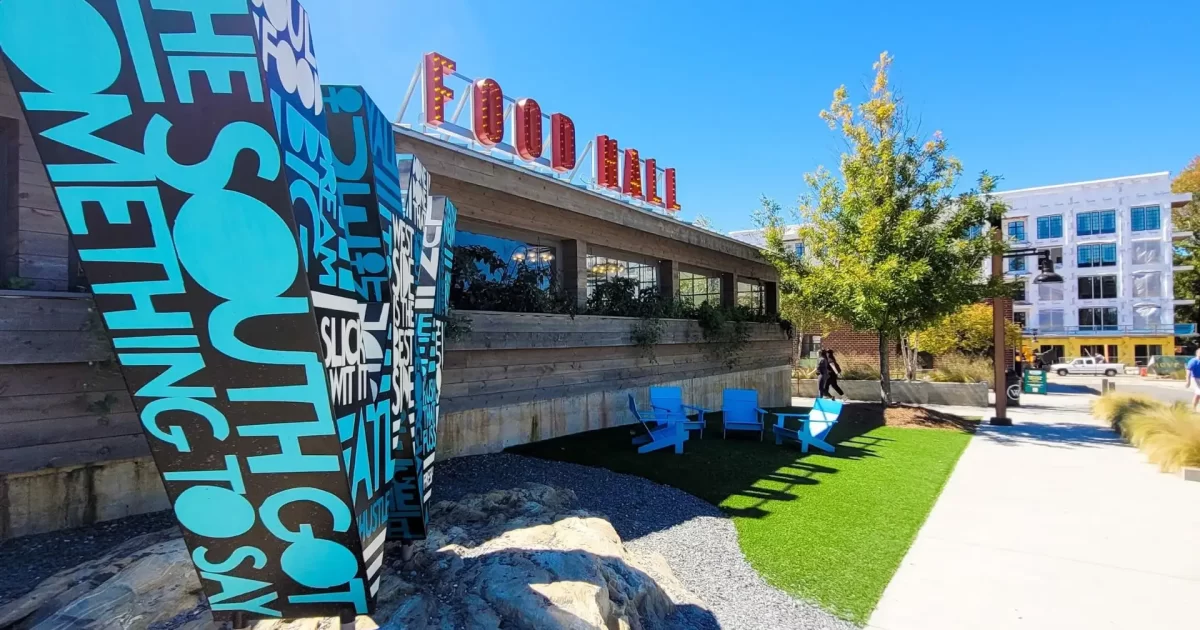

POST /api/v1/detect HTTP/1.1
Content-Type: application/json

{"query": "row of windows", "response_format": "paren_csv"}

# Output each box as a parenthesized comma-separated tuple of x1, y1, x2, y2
(1006, 206, 1162, 242)
(679, 271, 721, 307)
(1029, 344, 1164, 367)
(1014, 271, 1165, 301)
(1022, 305, 1165, 331)
(1008, 242, 1163, 273)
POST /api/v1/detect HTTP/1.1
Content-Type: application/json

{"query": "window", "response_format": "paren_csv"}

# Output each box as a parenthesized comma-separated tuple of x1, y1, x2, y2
(1038, 344, 1065, 364)
(1134, 344, 1164, 366)
(1132, 271, 1163, 298)
(1036, 215, 1063, 239)
(793, 243, 805, 257)
(1012, 282, 1027, 302)
(1014, 312, 1028, 328)
(799, 335, 822, 359)
(454, 230, 557, 291)
(1132, 241, 1162, 265)
(1007, 220, 1026, 242)
(967, 224, 983, 238)
(1048, 247, 1063, 265)
(1038, 282, 1064, 301)
(1078, 275, 1117, 300)
(678, 270, 721, 307)
(1077, 210, 1116, 236)
(1080, 344, 1119, 362)
(1078, 243, 1117, 267)
(1079, 307, 1119, 331)
(1133, 304, 1162, 331)
(1038, 309, 1064, 331)
(1131, 205, 1161, 232)
(737, 279, 765, 314)
(587, 254, 657, 296)
(1009, 256, 1026, 272)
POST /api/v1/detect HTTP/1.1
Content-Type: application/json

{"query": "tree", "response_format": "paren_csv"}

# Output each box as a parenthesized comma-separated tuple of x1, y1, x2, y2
(692, 214, 715, 230)
(911, 303, 1022, 357)
(1172, 158, 1200, 326)
(757, 52, 1006, 403)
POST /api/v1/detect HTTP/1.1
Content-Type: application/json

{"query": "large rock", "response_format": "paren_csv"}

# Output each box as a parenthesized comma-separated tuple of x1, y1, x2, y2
(0, 485, 697, 630)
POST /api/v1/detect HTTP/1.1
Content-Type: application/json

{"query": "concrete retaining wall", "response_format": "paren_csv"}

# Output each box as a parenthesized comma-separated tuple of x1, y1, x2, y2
(792, 379, 988, 407)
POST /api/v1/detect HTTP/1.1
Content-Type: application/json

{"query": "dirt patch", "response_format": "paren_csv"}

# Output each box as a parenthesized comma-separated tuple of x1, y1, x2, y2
(884, 405, 979, 432)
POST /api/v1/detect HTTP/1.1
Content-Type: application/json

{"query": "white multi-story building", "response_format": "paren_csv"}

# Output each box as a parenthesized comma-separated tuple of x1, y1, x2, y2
(728, 171, 1194, 366)
(990, 171, 1192, 365)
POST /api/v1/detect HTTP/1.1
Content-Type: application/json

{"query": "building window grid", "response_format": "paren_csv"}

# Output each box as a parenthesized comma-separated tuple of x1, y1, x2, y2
(1133, 304, 1162, 331)
(1077, 275, 1118, 300)
(1132, 241, 1162, 265)
(1009, 256, 1026, 272)
(1012, 282, 1027, 302)
(1132, 272, 1163, 299)
(1007, 220, 1026, 242)
(1131, 205, 1161, 232)
(737, 280, 765, 314)
(678, 271, 722, 307)
(1076, 210, 1117, 236)
(1038, 309, 1065, 332)
(1134, 344, 1164, 367)
(1078, 243, 1117, 267)
(1037, 283, 1064, 301)
(586, 255, 658, 297)
(1079, 307, 1119, 331)
(1036, 215, 1063, 239)
(793, 243, 805, 257)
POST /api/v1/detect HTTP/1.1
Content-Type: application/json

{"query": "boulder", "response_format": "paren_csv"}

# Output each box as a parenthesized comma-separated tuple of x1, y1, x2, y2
(0, 485, 698, 630)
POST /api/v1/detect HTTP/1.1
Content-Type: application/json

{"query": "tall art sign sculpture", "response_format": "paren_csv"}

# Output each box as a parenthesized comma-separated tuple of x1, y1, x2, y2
(0, 0, 453, 624)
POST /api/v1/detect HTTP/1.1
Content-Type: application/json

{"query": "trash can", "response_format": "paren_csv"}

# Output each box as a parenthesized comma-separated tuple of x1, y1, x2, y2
(1005, 370, 1021, 407)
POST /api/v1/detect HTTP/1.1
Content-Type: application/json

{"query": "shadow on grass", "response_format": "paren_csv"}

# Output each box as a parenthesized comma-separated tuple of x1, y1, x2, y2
(507, 402, 897, 520)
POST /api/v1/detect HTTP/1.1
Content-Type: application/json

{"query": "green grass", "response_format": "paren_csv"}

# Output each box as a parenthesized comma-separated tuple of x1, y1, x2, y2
(508, 405, 973, 624)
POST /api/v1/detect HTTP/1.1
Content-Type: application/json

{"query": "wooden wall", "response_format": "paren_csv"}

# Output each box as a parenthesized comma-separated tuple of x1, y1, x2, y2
(394, 129, 778, 282)
(0, 63, 73, 291)
(0, 292, 147, 475)
(443, 311, 791, 413)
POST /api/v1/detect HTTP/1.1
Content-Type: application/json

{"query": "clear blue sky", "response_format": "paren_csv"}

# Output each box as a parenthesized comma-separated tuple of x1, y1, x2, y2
(303, 0, 1200, 234)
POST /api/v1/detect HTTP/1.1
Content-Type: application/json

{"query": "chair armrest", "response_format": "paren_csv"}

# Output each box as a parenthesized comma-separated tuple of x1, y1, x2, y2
(682, 404, 712, 413)
(772, 412, 810, 428)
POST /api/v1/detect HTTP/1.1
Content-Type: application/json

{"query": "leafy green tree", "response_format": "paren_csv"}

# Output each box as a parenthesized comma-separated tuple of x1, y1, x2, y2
(911, 303, 1022, 357)
(1172, 158, 1200, 327)
(756, 52, 1006, 403)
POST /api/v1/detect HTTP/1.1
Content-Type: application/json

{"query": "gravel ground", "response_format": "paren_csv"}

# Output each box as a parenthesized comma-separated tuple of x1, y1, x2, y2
(438, 453, 857, 630)
(0, 453, 856, 630)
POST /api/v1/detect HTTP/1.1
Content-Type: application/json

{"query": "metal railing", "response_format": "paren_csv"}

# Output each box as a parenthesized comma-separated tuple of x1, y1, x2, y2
(1021, 324, 1195, 336)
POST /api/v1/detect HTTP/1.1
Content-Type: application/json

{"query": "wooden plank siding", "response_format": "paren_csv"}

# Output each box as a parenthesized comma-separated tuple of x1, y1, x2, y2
(0, 294, 138, 475)
(393, 129, 778, 282)
(441, 310, 792, 414)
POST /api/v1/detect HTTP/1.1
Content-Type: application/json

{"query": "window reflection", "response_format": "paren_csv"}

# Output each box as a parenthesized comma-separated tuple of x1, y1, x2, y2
(586, 254, 658, 296)
(456, 230, 556, 289)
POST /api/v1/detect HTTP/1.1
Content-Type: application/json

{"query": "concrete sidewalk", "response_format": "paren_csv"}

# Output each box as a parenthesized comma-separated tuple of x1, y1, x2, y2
(868, 392, 1200, 630)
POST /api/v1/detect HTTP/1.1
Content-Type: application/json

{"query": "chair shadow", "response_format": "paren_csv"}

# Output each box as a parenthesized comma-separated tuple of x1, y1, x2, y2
(507, 402, 897, 526)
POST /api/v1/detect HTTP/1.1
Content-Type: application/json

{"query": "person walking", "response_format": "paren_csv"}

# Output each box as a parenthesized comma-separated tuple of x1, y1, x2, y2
(818, 349, 845, 399)
(1186, 348, 1200, 411)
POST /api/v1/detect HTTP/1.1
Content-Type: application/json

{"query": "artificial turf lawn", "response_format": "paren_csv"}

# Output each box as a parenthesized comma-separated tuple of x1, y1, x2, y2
(507, 405, 974, 624)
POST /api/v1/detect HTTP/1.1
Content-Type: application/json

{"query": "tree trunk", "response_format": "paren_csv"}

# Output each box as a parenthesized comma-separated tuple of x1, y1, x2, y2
(901, 335, 918, 381)
(878, 331, 892, 405)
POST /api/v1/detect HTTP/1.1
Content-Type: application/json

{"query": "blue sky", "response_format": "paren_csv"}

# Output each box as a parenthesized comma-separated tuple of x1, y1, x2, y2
(303, 0, 1200, 234)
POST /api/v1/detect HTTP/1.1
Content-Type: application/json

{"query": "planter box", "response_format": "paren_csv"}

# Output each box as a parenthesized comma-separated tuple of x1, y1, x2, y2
(792, 379, 988, 407)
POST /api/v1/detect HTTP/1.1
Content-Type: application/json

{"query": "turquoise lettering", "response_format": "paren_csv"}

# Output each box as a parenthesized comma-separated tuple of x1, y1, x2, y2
(192, 545, 267, 573)
(167, 54, 263, 104)
(20, 93, 148, 182)
(144, 116, 279, 194)
(152, 0, 255, 55)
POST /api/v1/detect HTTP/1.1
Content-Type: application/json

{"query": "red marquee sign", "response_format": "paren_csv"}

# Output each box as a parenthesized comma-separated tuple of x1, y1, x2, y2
(402, 51, 680, 214)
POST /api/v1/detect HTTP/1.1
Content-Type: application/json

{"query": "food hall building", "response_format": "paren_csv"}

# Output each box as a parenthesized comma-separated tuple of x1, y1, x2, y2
(0, 55, 788, 539)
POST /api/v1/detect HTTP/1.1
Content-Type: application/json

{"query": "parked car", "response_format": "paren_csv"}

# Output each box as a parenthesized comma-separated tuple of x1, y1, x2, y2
(1050, 357, 1124, 377)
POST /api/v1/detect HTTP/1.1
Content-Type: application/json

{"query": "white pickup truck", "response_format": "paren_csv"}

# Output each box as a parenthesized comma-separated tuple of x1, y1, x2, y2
(1050, 357, 1124, 377)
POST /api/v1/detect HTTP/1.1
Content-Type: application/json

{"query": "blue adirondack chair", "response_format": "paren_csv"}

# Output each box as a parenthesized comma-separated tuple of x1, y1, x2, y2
(772, 398, 843, 453)
(721, 389, 768, 440)
(627, 394, 687, 454)
(649, 386, 711, 439)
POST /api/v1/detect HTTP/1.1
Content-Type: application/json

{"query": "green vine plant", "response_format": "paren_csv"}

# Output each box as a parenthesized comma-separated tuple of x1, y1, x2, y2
(630, 316, 665, 363)
(0, 276, 35, 290)
(696, 302, 753, 369)
(444, 309, 473, 342)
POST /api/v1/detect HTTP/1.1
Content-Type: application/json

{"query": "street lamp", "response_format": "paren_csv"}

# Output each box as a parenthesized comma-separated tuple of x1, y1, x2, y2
(991, 247, 1063, 426)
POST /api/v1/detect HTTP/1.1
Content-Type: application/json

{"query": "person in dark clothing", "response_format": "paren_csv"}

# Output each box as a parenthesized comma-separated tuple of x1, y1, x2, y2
(817, 349, 845, 399)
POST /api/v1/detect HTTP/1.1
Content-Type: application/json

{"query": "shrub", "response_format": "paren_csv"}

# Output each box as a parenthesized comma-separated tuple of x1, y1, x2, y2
(928, 354, 993, 385)
(1092, 393, 1163, 431)
(1121, 403, 1200, 472)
